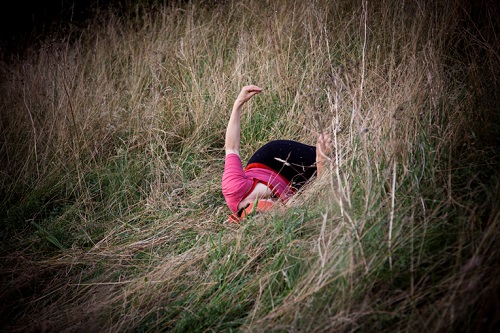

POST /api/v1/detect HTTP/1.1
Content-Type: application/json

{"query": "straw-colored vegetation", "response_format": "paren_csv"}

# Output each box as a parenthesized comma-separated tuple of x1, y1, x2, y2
(1, 0, 499, 331)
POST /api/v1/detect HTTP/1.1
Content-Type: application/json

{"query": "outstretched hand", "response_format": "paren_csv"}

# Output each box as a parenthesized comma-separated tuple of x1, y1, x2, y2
(235, 85, 263, 106)
(225, 85, 263, 155)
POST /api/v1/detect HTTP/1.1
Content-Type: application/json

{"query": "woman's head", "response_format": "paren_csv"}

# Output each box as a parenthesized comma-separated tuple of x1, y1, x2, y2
(227, 199, 275, 223)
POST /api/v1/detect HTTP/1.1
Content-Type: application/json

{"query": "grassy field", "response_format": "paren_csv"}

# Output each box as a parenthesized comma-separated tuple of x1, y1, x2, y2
(1, 0, 499, 331)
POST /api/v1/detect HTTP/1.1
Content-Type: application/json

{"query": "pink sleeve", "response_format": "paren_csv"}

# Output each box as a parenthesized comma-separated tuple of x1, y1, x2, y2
(222, 154, 253, 213)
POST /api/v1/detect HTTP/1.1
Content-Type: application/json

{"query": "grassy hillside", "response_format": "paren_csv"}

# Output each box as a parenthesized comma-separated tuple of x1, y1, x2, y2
(1, 0, 499, 331)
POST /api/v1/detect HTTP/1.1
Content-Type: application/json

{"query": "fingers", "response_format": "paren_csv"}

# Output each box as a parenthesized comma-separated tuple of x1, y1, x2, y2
(322, 132, 332, 145)
(243, 85, 263, 93)
(316, 132, 332, 160)
(235, 85, 263, 105)
(242, 85, 263, 97)
(318, 132, 332, 143)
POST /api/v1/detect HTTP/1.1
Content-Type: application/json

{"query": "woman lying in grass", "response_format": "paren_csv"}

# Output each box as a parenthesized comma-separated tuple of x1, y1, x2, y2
(222, 85, 332, 223)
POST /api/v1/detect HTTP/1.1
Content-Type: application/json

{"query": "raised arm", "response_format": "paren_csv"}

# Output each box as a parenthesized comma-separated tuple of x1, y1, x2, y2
(225, 85, 263, 156)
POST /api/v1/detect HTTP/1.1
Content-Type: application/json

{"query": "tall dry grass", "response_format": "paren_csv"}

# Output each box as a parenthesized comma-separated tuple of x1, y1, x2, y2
(1, 0, 499, 332)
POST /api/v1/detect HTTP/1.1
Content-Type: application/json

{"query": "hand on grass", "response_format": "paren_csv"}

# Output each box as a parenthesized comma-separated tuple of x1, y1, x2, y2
(316, 132, 332, 160)
(316, 132, 332, 176)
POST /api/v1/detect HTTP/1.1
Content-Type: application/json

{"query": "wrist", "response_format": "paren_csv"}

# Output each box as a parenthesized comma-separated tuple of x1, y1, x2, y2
(233, 100, 244, 110)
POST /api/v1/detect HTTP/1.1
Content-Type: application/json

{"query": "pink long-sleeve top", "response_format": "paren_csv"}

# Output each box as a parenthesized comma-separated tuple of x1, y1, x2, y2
(222, 153, 294, 213)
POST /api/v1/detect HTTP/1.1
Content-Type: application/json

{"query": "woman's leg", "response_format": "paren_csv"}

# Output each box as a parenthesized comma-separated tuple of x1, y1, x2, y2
(247, 140, 317, 189)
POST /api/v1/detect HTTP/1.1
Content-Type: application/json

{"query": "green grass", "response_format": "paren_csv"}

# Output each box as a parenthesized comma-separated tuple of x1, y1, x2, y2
(1, 0, 499, 332)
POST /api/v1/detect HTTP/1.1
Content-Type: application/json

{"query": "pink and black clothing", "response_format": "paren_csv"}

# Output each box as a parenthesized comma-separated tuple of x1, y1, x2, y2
(222, 140, 317, 215)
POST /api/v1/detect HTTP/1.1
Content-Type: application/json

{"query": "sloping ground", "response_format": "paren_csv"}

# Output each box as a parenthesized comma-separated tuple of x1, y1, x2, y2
(1, 0, 499, 332)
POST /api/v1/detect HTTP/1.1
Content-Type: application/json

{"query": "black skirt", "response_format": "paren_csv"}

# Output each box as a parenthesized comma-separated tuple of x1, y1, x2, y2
(246, 140, 317, 190)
